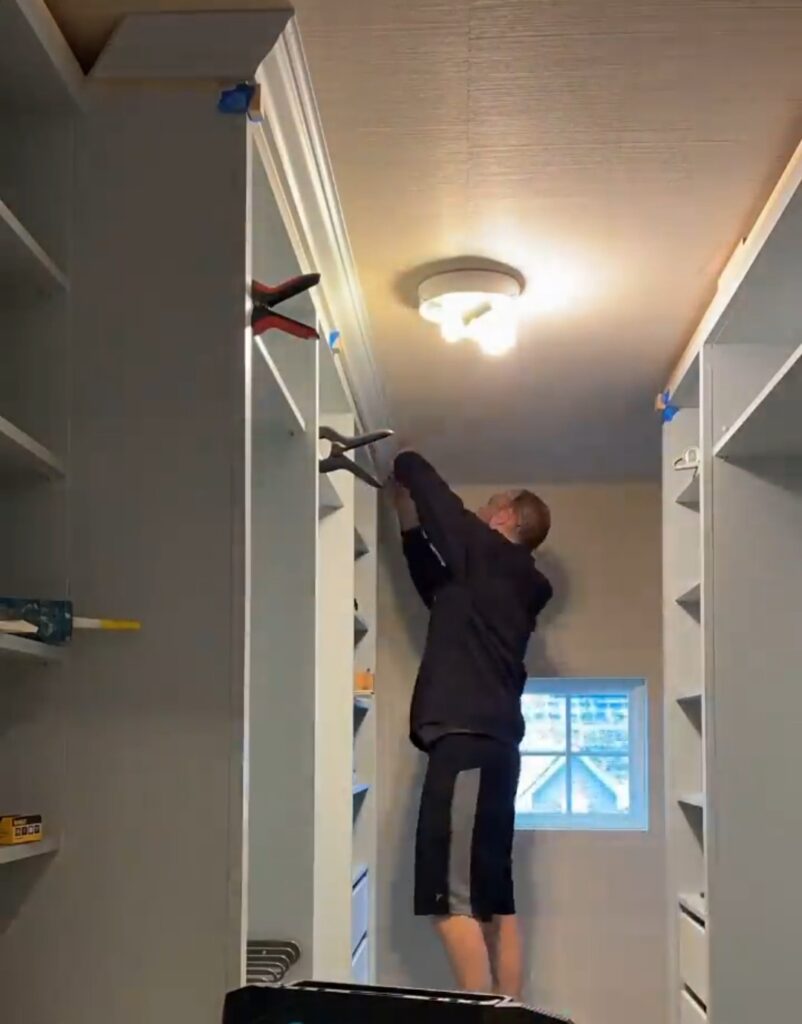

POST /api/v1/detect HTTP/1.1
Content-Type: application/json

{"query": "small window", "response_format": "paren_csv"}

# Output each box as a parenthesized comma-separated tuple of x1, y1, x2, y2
(515, 678, 649, 831)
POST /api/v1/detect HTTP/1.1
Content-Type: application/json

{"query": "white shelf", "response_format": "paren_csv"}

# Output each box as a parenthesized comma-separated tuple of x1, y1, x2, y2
(0, 0, 84, 111)
(0, 836, 59, 866)
(714, 343, 802, 461)
(0, 199, 68, 294)
(319, 474, 343, 517)
(0, 413, 64, 480)
(676, 582, 701, 608)
(680, 893, 707, 924)
(354, 527, 369, 559)
(0, 633, 64, 663)
(680, 988, 707, 1023)
(677, 690, 702, 706)
(678, 792, 705, 811)
(253, 335, 306, 435)
(676, 472, 700, 510)
(354, 613, 369, 643)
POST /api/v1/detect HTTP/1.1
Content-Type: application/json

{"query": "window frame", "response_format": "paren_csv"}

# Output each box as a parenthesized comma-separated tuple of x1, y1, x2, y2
(515, 677, 649, 833)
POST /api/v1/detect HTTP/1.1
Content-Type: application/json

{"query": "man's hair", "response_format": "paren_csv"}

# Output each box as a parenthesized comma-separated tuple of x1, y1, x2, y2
(511, 490, 551, 552)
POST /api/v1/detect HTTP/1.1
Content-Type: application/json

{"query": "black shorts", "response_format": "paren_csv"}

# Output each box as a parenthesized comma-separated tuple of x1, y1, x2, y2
(415, 734, 520, 921)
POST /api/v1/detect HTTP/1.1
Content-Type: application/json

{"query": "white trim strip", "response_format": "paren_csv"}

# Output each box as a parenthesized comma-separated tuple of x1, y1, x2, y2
(255, 19, 391, 453)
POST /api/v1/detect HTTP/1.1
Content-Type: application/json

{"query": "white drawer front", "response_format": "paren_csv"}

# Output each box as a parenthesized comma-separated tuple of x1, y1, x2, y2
(680, 989, 707, 1024)
(351, 869, 369, 954)
(679, 911, 708, 1007)
(352, 933, 369, 985)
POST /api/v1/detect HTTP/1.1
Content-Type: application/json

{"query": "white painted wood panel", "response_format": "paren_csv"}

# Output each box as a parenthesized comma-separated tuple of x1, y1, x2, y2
(663, 403, 705, 1024)
(92, 11, 291, 80)
(2, 86, 250, 1024)
(678, 911, 708, 1008)
(247, 132, 320, 980)
(315, 409, 356, 981)
(707, 458, 802, 1024)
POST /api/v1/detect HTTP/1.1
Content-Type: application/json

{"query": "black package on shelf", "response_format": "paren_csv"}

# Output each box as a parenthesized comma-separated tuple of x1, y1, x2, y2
(223, 980, 572, 1024)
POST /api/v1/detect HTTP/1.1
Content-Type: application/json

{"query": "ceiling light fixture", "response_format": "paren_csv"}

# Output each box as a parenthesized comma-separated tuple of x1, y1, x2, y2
(418, 269, 523, 356)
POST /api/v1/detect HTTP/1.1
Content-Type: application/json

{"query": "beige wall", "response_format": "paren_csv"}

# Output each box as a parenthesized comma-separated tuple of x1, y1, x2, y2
(375, 482, 666, 1024)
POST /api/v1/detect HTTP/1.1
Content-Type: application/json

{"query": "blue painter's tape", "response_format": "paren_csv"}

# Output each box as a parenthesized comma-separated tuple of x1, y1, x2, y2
(328, 330, 341, 350)
(659, 389, 679, 423)
(217, 82, 255, 115)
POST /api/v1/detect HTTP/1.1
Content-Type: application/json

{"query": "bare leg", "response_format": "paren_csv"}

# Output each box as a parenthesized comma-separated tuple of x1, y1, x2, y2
(482, 915, 523, 999)
(434, 915, 493, 993)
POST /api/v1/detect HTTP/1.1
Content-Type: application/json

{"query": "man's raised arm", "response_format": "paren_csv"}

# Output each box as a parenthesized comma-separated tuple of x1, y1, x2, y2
(393, 450, 470, 575)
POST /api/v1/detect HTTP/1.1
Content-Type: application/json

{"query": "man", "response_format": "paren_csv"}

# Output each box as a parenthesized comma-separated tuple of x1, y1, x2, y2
(391, 449, 553, 999)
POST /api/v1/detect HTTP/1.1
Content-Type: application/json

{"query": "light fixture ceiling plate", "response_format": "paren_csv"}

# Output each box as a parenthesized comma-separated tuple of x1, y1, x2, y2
(417, 269, 522, 307)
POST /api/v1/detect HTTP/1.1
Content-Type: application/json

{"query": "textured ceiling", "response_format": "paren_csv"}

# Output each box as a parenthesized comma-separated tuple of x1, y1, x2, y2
(49, 0, 802, 482)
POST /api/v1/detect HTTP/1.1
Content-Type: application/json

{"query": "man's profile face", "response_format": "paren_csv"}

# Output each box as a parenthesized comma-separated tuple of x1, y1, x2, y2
(477, 490, 517, 528)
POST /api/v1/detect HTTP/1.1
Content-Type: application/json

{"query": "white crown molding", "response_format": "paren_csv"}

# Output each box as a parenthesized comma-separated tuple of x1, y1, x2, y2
(254, 18, 391, 443)
(664, 136, 802, 403)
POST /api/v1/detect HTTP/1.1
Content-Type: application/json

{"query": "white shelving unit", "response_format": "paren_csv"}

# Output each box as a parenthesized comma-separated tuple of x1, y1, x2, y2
(1, 6, 79, 1014)
(663, 335, 706, 1024)
(1, 6, 382, 1021)
(351, 442, 379, 984)
(248, 111, 381, 984)
(661, 139, 802, 1024)
(0, 836, 59, 866)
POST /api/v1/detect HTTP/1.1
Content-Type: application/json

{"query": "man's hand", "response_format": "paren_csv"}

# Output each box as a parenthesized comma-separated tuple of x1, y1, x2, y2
(387, 475, 419, 531)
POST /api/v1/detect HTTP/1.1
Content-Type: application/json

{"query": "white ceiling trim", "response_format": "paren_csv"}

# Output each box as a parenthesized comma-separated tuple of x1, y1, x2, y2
(255, 18, 391, 441)
(664, 137, 802, 404)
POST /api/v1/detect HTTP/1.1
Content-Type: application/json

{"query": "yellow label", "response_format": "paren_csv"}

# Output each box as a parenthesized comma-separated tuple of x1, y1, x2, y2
(0, 815, 43, 845)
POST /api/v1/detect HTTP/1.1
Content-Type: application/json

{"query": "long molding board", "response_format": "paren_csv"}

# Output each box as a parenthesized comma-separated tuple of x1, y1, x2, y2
(255, 20, 392, 452)
(665, 137, 802, 400)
